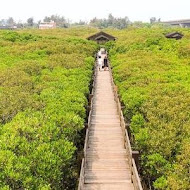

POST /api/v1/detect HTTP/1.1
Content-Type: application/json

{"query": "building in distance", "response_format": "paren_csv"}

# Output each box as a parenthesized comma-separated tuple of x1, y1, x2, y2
(39, 21, 56, 29)
(0, 25, 17, 30)
(161, 19, 190, 28)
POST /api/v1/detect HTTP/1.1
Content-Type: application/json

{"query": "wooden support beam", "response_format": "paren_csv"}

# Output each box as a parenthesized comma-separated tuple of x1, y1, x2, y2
(132, 151, 140, 170)
(125, 123, 130, 128)
(125, 123, 131, 139)
(121, 105, 125, 109)
(87, 105, 91, 113)
(89, 94, 93, 105)
(114, 85, 118, 92)
(84, 123, 88, 129)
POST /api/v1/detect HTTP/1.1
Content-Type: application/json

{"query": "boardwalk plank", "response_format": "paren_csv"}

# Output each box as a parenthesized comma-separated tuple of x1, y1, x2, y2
(83, 68, 134, 189)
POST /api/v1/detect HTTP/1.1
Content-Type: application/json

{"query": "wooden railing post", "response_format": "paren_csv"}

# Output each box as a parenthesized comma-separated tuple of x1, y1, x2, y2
(89, 94, 93, 106)
(84, 123, 88, 129)
(132, 151, 140, 170)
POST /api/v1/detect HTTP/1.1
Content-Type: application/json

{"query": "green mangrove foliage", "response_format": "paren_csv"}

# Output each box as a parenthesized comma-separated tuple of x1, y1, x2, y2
(0, 29, 98, 189)
(107, 28, 190, 190)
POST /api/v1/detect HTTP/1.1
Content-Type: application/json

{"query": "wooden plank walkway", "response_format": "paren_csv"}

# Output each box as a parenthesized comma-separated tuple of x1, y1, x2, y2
(83, 67, 135, 190)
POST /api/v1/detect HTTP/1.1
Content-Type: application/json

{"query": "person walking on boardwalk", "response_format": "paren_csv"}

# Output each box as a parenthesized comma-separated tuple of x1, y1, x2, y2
(98, 56, 103, 71)
(97, 50, 101, 57)
(104, 55, 108, 71)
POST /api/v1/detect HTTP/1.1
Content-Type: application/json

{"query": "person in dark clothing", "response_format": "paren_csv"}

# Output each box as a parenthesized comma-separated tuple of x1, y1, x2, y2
(104, 56, 108, 71)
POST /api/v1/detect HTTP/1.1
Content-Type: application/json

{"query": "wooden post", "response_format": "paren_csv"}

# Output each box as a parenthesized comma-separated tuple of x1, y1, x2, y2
(121, 105, 125, 109)
(84, 123, 88, 129)
(89, 94, 93, 106)
(125, 123, 130, 129)
(114, 85, 118, 93)
(132, 151, 140, 170)
(87, 105, 91, 114)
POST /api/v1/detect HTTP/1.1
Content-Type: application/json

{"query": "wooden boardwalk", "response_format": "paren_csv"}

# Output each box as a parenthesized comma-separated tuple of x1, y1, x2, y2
(83, 68, 135, 190)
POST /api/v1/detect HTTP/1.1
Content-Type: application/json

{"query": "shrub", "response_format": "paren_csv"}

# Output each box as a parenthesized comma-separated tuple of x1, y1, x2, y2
(108, 27, 190, 189)
(0, 29, 98, 189)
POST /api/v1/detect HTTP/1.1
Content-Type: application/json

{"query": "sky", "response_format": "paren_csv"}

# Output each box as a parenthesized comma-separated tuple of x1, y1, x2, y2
(0, 0, 190, 23)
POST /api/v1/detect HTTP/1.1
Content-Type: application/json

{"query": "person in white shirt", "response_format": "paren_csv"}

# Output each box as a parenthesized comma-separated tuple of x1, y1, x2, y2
(97, 50, 101, 57)
(98, 56, 103, 71)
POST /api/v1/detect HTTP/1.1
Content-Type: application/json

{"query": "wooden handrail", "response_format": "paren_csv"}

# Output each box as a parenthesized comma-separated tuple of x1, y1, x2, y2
(78, 158, 84, 190)
(83, 129, 89, 164)
(132, 159, 143, 190)
(78, 62, 97, 190)
(125, 129, 132, 172)
(108, 60, 143, 190)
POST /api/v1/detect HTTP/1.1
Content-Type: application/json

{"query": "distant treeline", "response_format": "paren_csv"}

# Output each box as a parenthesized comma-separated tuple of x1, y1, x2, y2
(89, 14, 130, 29)
(0, 14, 133, 29)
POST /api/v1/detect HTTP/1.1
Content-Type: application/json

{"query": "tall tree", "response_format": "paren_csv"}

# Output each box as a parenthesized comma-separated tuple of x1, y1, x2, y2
(43, 15, 69, 28)
(7, 17, 15, 26)
(108, 14, 114, 26)
(27, 17, 34, 27)
(150, 17, 156, 24)
(89, 14, 130, 29)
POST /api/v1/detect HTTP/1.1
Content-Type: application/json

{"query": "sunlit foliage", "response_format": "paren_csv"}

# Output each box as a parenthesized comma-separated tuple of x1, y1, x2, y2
(0, 28, 98, 189)
(107, 27, 190, 189)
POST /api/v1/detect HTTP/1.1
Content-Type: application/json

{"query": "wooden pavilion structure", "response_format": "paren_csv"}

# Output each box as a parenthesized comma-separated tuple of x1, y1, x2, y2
(165, 32, 184, 40)
(87, 31, 116, 44)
